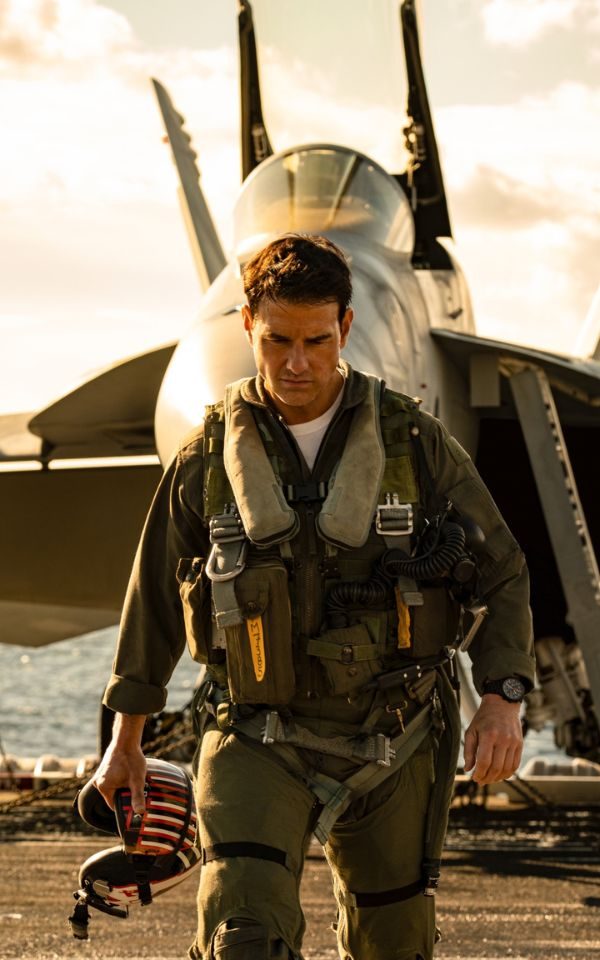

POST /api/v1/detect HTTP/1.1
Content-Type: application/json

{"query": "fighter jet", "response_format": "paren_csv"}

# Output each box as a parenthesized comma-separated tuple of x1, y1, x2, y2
(2, 0, 599, 767)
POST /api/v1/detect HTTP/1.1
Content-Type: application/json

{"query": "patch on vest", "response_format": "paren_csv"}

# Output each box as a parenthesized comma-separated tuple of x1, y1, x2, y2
(247, 616, 266, 681)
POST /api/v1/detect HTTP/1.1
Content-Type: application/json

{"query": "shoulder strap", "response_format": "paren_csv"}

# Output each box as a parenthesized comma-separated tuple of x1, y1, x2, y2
(202, 402, 234, 517)
(378, 390, 420, 505)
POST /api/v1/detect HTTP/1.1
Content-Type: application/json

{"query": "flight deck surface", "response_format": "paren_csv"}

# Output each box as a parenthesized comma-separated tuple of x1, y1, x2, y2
(0, 804, 598, 960)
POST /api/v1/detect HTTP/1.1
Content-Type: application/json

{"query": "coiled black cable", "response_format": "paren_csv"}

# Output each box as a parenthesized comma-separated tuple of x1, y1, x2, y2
(325, 518, 467, 614)
(380, 521, 466, 582)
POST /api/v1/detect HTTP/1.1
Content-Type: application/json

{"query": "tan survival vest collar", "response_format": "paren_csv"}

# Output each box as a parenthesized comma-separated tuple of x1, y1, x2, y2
(223, 361, 385, 549)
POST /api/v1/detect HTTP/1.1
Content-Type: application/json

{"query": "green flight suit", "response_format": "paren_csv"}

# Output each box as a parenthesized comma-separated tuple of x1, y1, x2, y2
(104, 363, 535, 960)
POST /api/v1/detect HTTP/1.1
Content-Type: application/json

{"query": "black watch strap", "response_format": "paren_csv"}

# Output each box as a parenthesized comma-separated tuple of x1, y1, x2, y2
(483, 677, 526, 703)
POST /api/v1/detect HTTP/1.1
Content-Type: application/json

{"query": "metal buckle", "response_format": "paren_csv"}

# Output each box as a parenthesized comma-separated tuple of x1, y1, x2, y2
(262, 711, 285, 744)
(209, 505, 245, 544)
(374, 733, 395, 767)
(375, 494, 414, 536)
(284, 481, 328, 503)
(205, 539, 248, 582)
(206, 505, 248, 582)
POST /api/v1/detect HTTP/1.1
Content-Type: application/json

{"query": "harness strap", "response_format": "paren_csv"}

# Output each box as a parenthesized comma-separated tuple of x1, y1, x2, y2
(312, 702, 433, 844)
(422, 670, 462, 894)
(339, 878, 426, 909)
(261, 711, 396, 767)
(200, 683, 435, 846)
(202, 842, 293, 872)
(205, 508, 247, 629)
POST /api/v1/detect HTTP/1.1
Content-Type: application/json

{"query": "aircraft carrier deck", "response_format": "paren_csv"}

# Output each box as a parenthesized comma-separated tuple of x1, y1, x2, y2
(0, 801, 599, 960)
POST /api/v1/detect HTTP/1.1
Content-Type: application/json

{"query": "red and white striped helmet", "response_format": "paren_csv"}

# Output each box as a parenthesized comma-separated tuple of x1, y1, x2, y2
(70, 759, 201, 939)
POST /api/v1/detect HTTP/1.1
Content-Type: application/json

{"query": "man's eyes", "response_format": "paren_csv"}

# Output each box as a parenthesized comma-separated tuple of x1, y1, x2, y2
(265, 336, 330, 344)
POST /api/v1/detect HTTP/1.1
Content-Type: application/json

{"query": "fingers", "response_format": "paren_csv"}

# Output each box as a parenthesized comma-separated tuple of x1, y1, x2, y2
(462, 726, 478, 772)
(472, 736, 523, 785)
(130, 776, 147, 815)
(91, 750, 147, 813)
(466, 698, 524, 785)
(92, 774, 116, 811)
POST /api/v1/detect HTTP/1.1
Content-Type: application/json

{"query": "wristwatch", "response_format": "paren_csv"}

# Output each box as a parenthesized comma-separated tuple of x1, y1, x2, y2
(483, 677, 526, 703)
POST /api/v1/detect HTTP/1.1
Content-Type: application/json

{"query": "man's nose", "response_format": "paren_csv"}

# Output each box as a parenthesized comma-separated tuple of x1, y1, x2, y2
(285, 344, 309, 374)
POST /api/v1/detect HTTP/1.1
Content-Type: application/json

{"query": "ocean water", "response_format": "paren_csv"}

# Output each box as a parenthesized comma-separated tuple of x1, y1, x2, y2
(0, 629, 561, 766)
(0, 628, 200, 760)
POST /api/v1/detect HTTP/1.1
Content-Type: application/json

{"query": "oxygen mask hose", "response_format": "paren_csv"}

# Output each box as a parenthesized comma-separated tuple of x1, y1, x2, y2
(324, 508, 486, 619)
(381, 520, 467, 583)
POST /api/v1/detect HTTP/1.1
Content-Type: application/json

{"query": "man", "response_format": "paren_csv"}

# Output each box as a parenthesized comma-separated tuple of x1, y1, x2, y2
(95, 234, 534, 960)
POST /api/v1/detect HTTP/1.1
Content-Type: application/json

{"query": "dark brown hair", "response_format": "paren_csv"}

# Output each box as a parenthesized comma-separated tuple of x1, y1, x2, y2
(243, 233, 352, 321)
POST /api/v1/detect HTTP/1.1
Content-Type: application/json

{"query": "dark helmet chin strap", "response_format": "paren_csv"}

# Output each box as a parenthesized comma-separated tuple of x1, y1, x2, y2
(69, 888, 129, 940)
(69, 801, 153, 939)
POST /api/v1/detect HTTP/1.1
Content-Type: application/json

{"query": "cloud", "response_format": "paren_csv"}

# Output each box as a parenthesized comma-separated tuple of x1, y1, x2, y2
(451, 166, 561, 229)
(434, 83, 600, 350)
(0, 0, 136, 68)
(481, 0, 598, 47)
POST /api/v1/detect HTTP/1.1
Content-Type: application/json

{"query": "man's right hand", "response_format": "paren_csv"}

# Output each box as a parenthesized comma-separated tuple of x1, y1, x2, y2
(92, 712, 147, 813)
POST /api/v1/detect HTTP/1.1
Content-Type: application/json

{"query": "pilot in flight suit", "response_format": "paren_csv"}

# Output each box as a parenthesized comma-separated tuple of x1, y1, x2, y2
(97, 233, 534, 960)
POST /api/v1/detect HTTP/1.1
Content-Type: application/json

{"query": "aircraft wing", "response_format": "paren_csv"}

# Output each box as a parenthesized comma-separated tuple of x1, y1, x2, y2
(433, 328, 600, 732)
(432, 328, 600, 427)
(25, 343, 175, 461)
(0, 345, 175, 646)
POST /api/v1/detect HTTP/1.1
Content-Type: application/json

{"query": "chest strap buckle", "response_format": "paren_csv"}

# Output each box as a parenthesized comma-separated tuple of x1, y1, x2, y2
(375, 494, 414, 537)
(283, 481, 329, 503)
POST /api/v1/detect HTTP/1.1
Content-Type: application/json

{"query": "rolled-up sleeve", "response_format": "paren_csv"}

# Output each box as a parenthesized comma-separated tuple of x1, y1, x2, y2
(103, 432, 209, 714)
(419, 414, 535, 695)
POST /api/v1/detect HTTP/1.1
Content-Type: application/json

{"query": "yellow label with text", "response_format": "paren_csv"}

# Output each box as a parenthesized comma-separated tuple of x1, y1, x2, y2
(246, 616, 266, 681)
(395, 586, 412, 649)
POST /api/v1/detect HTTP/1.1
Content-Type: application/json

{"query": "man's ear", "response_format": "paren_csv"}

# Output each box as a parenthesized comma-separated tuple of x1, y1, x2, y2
(339, 308, 353, 348)
(242, 305, 254, 345)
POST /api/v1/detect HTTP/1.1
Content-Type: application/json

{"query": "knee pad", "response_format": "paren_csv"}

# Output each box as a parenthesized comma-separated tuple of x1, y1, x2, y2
(211, 918, 293, 960)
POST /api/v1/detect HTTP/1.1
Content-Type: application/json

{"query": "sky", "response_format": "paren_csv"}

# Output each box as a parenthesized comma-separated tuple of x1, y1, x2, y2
(1, 0, 599, 414)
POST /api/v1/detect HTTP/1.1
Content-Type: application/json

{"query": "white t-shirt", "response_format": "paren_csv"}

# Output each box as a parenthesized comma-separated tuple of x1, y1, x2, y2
(287, 387, 344, 471)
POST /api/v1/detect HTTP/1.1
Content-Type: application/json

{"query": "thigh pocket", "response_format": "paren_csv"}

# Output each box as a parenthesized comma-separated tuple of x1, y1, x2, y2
(224, 564, 295, 705)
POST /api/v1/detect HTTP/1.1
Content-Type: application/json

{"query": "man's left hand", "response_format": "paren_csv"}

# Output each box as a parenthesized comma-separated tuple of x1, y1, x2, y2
(463, 694, 523, 784)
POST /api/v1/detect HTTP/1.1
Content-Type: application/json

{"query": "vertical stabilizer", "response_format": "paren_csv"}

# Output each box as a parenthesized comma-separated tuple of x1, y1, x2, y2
(573, 284, 600, 359)
(398, 0, 453, 266)
(152, 78, 226, 292)
(238, 0, 274, 181)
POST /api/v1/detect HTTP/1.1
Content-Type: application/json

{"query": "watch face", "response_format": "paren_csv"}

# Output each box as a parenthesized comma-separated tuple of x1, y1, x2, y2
(502, 677, 526, 701)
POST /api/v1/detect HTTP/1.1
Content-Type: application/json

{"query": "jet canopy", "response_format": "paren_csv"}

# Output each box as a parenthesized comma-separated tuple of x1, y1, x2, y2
(233, 145, 415, 260)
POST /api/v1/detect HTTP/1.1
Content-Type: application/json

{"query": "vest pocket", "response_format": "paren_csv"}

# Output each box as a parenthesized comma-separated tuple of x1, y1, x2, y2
(411, 585, 461, 659)
(224, 564, 295, 705)
(308, 620, 386, 697)
(177, 557, 224, 665)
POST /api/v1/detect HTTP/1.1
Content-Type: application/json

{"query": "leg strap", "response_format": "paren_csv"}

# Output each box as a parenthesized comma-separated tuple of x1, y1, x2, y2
(202, 842, 294, 872)
(211, 918, 295, 960)
(339, 878, 426, 909)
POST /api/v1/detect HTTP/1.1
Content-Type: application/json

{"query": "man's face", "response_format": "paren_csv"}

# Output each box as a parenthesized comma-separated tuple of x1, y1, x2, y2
(242, 299, 353, 424)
